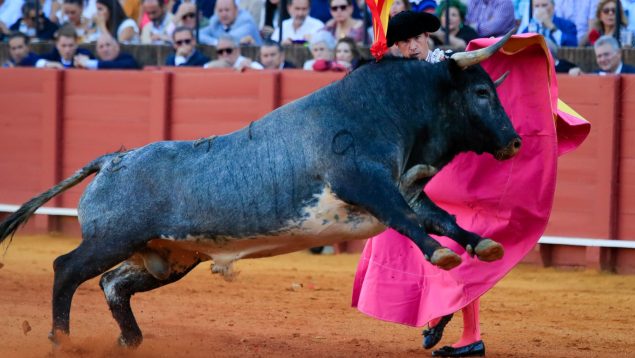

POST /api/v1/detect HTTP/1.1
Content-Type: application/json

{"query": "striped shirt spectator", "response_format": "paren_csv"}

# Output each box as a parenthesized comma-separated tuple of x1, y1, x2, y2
(466, 0, 515, 38)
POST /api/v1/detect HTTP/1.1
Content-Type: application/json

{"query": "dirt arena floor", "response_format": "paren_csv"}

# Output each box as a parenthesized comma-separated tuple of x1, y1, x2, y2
(0, 235, 633, 358)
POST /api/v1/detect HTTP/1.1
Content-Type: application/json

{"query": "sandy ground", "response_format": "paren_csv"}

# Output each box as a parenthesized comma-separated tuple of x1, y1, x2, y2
(0, 235, 633, 358)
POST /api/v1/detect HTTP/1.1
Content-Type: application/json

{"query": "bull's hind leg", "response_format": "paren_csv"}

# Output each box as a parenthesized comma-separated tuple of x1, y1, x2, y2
(50, 239, 137, 344)
(100, 250, 201, 347)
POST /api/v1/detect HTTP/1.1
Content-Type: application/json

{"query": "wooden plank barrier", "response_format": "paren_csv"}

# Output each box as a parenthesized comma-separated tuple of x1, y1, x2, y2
(541, 75, 620, 270)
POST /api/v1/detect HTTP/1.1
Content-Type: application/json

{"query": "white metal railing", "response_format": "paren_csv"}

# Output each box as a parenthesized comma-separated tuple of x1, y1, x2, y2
(1, 203, 635, 249)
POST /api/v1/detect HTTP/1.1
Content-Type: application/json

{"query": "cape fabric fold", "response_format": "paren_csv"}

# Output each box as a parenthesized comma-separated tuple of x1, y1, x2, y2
(351, 34, 590, 327)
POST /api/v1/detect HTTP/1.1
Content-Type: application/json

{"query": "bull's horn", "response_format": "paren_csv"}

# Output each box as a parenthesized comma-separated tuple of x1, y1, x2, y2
(450, 29, 515, 69)
(493, 71, 510, 87)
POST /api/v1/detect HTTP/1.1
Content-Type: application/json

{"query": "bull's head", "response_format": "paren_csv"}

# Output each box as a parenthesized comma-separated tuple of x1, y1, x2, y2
(444, 30, 521, 161)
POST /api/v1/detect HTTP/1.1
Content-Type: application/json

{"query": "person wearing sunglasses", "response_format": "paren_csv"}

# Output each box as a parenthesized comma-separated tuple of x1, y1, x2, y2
(321, 0, 365, 45)
(519, 0, 577, 47)
(204, 34, 264, 70)
(9, 0, 59, 41)
(166, 26, 210, 67)
(166, 1, 198, 39)
(581, 0, 633, 47)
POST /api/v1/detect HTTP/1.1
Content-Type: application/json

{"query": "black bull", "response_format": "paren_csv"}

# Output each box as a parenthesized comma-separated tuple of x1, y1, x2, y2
(0, 34, 521, 347)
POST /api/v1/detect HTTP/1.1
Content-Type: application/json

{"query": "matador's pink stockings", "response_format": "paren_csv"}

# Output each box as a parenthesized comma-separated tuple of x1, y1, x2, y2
(428, 298, 482, 347)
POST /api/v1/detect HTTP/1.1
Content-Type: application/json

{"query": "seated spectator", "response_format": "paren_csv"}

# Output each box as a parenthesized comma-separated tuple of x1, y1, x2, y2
(166, 26, 210, 67)
(140, 0, 172, 44)
(581, 0, 633, 47)
(520, 0, 577, 47)
(199, 0, 262, 46)
(0, 0, 25, 38)
(166, 1, 198, 39)
(172, 0, 214, 19)
(74, 33, 139, 69)
(88, 0, 139, 44)
(37, 24, 93, 68)
(3, 31, 40, 67)
(272, 0, 324, 45)
(571, 35, 635, 75)
(204, 34, 264, 70)
(322, 0, 365, 45)
(309, 0, 362, 24)
(517, 0, 598, 44)
(430, 0, 478, 51)
(466, 0, 515, 38)
(61, 0, 93, 43)
(259, 39, 297, 69)
(302, 30, 335, 70)
(10, 0, 59, 41)
(333, 36, 361, 70)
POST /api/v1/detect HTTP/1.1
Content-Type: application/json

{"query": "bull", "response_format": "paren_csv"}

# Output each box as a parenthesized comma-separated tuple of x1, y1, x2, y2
(0, 32, 520, 347)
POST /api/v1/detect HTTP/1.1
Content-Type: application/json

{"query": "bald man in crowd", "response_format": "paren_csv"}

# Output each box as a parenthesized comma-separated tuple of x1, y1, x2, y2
(199, 0, 262, 46)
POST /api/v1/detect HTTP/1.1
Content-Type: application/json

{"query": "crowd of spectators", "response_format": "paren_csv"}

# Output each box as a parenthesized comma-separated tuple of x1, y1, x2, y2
(1, 0, 634, 74)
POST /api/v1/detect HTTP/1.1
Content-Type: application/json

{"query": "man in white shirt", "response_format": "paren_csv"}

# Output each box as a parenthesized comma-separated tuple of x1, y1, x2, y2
(204, 34, 264, 70)
(0, 0, 24, 36)
(272, 0, 324, 45)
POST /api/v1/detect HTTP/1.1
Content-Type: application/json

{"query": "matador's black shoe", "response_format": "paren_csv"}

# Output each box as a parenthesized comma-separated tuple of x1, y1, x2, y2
(422, 313, 453, 349)
(431, 340, 485, 357)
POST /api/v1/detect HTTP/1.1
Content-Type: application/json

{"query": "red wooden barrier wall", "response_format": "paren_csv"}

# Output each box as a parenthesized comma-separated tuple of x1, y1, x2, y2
(0, 68, 633, 272)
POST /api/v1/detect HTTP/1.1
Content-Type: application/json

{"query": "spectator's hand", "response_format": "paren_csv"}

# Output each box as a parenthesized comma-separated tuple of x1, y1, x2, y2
(150, 33, 164, 42)
(260, 26, 274, 39)
(235, 57, 252, 72)
(74, 54, 90, 69)
(44, 61, 64, 69)
(0, 21, 8, 35)
(204, 59, 231, 69)
(281, 38, 292, 45)
(568, 67, 583, 76)
(240, 35, 255, 45)
(533, 8, 553, 28)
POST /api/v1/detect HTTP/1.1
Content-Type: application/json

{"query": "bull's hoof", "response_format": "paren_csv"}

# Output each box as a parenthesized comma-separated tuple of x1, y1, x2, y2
(430, 248, 462, 270)
(118, 334, 142, 348)
(474, 239, 505, 262)
(48, 329, 70, 347)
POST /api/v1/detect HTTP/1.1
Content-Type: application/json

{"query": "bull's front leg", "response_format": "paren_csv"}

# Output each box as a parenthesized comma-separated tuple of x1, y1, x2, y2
(400, 165, 503, 261)
(329, 168, 462, 270)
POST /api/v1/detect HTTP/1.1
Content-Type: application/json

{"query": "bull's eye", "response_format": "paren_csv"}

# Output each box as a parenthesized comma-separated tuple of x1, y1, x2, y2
(476, 88, 489, 98)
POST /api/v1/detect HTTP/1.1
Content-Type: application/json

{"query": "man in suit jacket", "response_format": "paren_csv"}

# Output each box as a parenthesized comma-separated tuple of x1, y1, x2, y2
(259, 39, 297, 70)
(593, 35, 635, 75)
(74, 34, 140, 70)
(520, 0, 577, 47)
(165, 26, 210, 67)
(3, 31, 40, 67)
(37, 24, 93, 69)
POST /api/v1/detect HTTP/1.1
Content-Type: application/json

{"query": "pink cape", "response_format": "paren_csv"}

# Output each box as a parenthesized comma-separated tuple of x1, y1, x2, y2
(351, 35, 590, 327)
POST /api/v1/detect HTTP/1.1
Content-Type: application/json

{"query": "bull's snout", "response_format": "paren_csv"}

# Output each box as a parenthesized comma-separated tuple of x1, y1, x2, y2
(495, 137, 522, 160)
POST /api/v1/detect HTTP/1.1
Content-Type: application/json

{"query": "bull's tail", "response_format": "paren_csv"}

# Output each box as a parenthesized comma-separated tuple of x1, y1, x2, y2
(0, 153, 117, 247)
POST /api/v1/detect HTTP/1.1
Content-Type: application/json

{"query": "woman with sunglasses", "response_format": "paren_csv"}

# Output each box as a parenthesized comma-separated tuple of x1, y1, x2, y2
(581, 0, 633, 47)
(87, 0, 139, 44)
(322, 0, 365, 45)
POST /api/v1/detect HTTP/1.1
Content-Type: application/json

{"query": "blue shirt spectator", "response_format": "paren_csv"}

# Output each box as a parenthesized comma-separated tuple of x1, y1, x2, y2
(199, 0, 262, 46)
(520, 0, 577, 47)
(466, 0, 515, 37)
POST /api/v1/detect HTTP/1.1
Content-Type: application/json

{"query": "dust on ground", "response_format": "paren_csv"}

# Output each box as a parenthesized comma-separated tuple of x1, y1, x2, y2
(0, 235, 633, 357)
